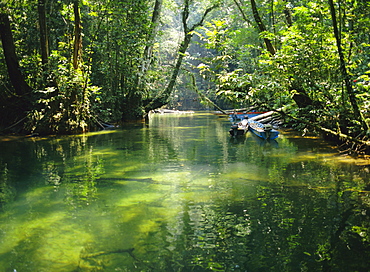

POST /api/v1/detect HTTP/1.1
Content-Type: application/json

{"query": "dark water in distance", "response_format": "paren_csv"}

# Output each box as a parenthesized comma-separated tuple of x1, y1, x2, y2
(0, 112, 370, 271)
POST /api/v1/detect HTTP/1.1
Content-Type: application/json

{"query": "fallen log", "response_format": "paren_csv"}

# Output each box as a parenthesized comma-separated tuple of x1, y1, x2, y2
(256, 116, 274, 124)
(249, 106, 285, 122)
(249, 111, 275, 121)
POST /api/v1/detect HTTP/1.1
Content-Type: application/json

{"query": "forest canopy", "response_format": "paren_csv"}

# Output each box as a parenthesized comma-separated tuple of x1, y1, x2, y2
(0, 0, 369, 152)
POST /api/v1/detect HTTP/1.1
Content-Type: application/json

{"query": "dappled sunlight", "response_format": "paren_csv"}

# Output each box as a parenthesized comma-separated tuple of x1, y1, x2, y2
(288, 152, 338, 163)
(83, 129, 121, 137)
(287, 150, 370, 167)
(330, 155, 370, 166)
(0, 211, 67, 255)
(115, 192, 165, 208)
(222, 162, 268, 181)
(30, 224, 91, 271)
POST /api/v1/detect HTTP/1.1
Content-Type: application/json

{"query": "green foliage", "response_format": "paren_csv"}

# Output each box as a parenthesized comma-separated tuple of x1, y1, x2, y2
(27, 51, 98, 134)
(192, 0, 370, 140)
(87, 0, 153, 121)
(1, 0, 370, 136)
(194, 20, 230, 51)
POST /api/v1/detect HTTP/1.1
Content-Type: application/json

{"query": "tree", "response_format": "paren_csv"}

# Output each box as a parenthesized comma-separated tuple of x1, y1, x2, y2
(0, 5, 32, 98)
(0, 4, 33, 132)
(73, 0, 82, 70)
(213, 0, 370, 150)
(86, 0, 152, 122)
(1, 0, 369, 148)
(249, 0, 275, 55)
(138, 0, 163, 90)
(144, 0, 219, 112)
(38, 0, 49, 69)
(327, 0, 369, 132)
(26, 0, 95, 134)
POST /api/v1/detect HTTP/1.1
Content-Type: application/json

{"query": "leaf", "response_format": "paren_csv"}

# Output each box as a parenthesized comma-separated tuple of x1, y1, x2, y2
(88, 11, 98, 17)
(39, 87, 57, 94)
(197, 63, 209, 69)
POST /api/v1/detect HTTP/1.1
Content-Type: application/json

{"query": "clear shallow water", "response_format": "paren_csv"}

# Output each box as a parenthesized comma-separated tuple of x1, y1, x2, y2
(0, 112, 370, 271)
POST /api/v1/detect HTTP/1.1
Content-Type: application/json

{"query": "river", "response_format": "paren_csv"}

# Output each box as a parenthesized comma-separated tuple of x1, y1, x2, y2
(0, 112, 369, 271)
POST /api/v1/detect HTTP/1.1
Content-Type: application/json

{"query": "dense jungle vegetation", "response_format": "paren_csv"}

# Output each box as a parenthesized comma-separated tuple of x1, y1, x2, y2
(0, 0, 369, 152)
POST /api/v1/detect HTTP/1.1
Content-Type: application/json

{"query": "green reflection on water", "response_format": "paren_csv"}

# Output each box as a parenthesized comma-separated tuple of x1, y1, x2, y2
(0, 112, 370, 271)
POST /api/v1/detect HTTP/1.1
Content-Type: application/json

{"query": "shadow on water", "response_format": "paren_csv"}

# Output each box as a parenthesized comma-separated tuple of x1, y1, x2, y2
(0, 112, 370, 271)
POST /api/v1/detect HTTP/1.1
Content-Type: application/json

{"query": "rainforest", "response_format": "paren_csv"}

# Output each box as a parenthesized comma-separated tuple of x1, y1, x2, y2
(0, 0, 369, 152)
(1, 1, 370, 271)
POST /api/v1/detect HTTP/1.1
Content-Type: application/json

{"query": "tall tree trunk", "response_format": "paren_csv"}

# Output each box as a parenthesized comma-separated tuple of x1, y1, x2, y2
(283, 1, 293, 27)
(121, 0, 163, 121)
(328, 0, 369, 131)
(38, 0, 49, 68)
(234, 0, 315, 109)
(0, 9, 32, 97)
(233, 0, 276, 55)
(144, 0, 218, 112)
(250, 0, 276, 55)
(73, 0, 82, 70)
(147, 33, 192, 109)
(139, 0, 162, 87)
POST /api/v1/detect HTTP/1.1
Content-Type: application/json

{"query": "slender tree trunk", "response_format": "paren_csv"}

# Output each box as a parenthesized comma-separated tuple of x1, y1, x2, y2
(250, 0, 276, 55)
(144, 36, 192, 112)
(139, 0, 162, 86)
(0, 10, 32, 97)
(38, 0, 49, 68)
(122, 0, 163, 121)
(73, 0, 82, 70)
(232, 0, 253, 26)
(283, 1, 293, 27)
(234, 0, 316, 109)
(144, 0, 218, 112)
(328, 0, 369, 131)
(233, 0, 276, 55)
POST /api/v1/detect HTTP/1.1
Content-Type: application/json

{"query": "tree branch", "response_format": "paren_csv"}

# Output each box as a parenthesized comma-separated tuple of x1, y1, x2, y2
(276, 109, 370, 147)
(250, 0, 275, 55)
(144, 1, 219, 112)
(328, 0, 369, 132)
(232, 0, 254, 26)
(189, 4, 219, 32)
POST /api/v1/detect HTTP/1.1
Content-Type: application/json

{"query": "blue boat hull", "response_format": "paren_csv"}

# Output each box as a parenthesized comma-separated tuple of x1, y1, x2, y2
(248, 120, 279, 140)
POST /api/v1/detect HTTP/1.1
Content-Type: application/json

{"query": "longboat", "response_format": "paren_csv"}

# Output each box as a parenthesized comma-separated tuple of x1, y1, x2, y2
(248, 119, 279, 140)
(229, 118, 249, 137)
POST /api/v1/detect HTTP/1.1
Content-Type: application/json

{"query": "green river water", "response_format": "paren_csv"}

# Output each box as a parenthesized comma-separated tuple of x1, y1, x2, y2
(0, 112, 370, 272)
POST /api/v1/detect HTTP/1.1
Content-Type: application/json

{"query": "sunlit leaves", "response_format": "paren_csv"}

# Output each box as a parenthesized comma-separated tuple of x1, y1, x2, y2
(194, 19, 230, 51)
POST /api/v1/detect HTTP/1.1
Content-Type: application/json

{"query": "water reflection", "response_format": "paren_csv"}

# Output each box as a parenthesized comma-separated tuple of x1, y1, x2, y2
(0, 112, 369, 271)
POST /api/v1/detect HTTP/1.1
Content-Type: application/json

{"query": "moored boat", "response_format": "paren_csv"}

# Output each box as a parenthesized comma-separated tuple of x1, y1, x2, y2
(248, 120, 279, 140)
(229, 118, 249, 137)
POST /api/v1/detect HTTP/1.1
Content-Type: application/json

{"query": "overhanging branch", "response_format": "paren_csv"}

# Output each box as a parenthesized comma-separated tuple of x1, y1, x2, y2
(276, 109, 370, 147)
